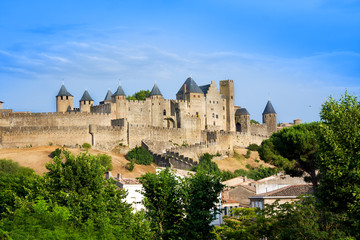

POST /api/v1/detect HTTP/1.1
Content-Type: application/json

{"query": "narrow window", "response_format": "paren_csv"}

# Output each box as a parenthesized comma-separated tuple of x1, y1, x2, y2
(66, 96, 68, 100)
(216, 115, 218, 119)
(61, 96, 63, 100)
(163, 109, 166, 116)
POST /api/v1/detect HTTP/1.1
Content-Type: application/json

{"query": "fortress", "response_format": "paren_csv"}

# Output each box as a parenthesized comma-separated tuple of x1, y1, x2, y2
(0, 77, 280, 167)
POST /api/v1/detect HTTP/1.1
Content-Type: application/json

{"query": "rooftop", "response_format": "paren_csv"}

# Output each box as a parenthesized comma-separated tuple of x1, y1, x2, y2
(252, 184, 313, 198)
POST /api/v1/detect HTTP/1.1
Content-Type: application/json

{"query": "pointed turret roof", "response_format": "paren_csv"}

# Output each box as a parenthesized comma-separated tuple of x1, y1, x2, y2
(176, 77, 204, 95)
(112, 85, 126, 97)
(79, 90, 93, 102)
(235, 108, 250, 116)
(104, 89, 113, 101)
(262, 100, 276, 115)
(149, 83, 163, 97)
(56, 84, 73, 97)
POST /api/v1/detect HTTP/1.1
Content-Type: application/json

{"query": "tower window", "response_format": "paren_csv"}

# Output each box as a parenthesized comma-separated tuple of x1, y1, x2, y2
(216, 115, 218, 119)
(163, 109, 166, 116)
(61, 96, 63, 100)
(66, 96, 68, 100)
(231, 96, 233, 99)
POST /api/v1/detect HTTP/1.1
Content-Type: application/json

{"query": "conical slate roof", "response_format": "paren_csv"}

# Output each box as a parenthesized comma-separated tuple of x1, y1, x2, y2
(262, 100, 276, 115)
(79, 90, 93, 102)
(112, 85, 126, 97)
(56, 84, 73, 97)
(149, 83, 163, 97)
(235, 108, 250, 116)
(103, 89, 113, 101)
(176, 77, 204, 95)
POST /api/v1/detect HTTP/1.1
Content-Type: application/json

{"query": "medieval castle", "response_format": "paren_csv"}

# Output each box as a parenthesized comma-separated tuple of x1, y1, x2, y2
(0, 77, 283, 168)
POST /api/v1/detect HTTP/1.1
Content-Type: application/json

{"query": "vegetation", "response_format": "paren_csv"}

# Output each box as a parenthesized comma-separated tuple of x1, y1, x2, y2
(127, 90, 150, 100)
(248, 143, 260, 151)
(258, 122, 320, 188)
(316, 92, 360, 236)
(81, 142, 91, 150)
(191, 153, 276, 181)
(126, 146, 153, 165)
(250, 119, 260, 124)
(0, 150, 152, 239)
(139, 168, 224, 239)
(215, 196, 352, 239)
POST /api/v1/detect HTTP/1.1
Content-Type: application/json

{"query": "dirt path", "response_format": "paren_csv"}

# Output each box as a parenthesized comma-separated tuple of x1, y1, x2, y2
(0, 146, 156, 178)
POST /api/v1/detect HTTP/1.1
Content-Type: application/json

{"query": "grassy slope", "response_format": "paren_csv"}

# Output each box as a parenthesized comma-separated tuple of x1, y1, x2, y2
(0, 146, 156, 178)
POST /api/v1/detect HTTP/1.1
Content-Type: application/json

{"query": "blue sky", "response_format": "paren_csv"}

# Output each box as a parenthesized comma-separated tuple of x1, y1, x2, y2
(1, 0, 359, 123)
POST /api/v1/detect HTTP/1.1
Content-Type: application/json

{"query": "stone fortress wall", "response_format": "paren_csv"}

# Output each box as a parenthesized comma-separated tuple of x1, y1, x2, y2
(0, 77, 287, 168)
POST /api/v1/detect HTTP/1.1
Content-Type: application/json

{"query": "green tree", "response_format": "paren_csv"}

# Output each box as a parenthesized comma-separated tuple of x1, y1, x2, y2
(138, 168, 184, 239)
(317, 92, 360, 236)
(127, 90, 150, 100)
(215, 197, 353, 240)
(258, 122, 320, 188)
(139, 168, 224, 240)
(191, 153, 221, 175)
(126, 146, 153, 165)
(182, 170, 224, 239)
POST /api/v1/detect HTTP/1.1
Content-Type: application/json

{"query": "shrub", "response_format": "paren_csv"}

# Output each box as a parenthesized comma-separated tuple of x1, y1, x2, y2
(245, 149, 251, 159)
(50, 148, 62, 158)
(97, 154, 113, 171)
(248, 143, 260, 151)
(126, 146, 153, 165)
(82, 143, 91, 150)
(126, 159, 135, 172)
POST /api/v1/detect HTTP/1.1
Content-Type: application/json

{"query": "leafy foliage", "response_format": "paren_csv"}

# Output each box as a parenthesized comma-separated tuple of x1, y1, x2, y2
(0, 150, 152, 239)
(248, 143, 260, 151)
(50, 148, 62, 158)
(317, 92, 360, 236)
(127, 90, 150, 100)
(250, 119, 260, 124)
(258, 122, 320, 188)
(126, 146, 153, 165)
(138, 168, 224, 240)
(97, 153, 113, 171)
(81, 142, 91, 150)
(215, 196, 354, 239)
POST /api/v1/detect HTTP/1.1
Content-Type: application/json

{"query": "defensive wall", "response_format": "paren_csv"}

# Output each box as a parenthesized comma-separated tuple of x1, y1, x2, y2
(0, 112, 113, 127)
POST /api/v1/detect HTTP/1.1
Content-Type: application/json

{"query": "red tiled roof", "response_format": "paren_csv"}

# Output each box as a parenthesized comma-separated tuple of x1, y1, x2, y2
(255, 184, 313, 197)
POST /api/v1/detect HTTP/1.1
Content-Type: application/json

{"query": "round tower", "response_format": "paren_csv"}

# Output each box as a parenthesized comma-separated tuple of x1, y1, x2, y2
(235, 108, 250, 134)
(56, 84, 74, 113)
(262, 100, 277, 134)
(79, 90, 94, 113)
(149, 83, 163, 127)
(112, 85, 127, 119)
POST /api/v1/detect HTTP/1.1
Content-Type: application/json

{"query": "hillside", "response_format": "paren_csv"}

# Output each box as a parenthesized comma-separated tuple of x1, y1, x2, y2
(214, 148, 273, 172)
(0, 146, 271, 178)
(0, 146, 156, 178)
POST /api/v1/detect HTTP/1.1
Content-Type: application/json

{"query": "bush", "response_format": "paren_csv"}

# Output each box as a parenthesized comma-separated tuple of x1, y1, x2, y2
(126, 159, 135, 172)
(97, 154, 113, 171)
(82, 143, 91, 150)
(248, 143, 260, 151)
(51, 148, 62, 158)
(126, 146, 153, 165)
(245, 149, 251, 159)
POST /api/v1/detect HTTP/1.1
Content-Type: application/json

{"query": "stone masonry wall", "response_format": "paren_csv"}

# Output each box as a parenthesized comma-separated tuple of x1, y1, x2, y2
(0, 112, 113, 128)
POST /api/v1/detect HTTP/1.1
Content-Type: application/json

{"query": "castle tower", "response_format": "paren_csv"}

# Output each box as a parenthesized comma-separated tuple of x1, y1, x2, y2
(176, 77, 206, 129)
(262, 100, 277, 134)
(100, 89, 113, 104)
(235, 108, 250, 134)
(149, 83, 163, 127)
(79, 90, 94, 113)
(56, 84, 74, 113)
(112, 85, 127, 119)
(176, 77, 204, 101)
(220, 80, 235, 132)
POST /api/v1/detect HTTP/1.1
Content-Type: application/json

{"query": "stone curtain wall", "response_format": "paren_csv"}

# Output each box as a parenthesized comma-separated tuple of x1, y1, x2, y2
(0, 112, 113, 127)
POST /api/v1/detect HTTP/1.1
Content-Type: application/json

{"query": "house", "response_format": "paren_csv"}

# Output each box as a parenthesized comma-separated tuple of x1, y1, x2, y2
(116, 178, 144, 212)
(249, 184, 313, 209)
